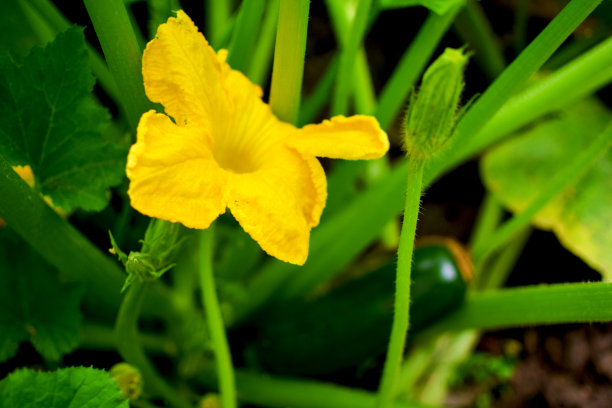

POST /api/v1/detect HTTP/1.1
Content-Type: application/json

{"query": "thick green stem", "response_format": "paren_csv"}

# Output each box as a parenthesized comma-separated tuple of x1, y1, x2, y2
(198, 369, 430, 408)
(198, 228, 237, 408)
(375, 6, 461, 130)
(453, 0, 505, 80)
(247, 0, 280, 86)
(477, 227, 531, 291)
(83, 0, 153, 130)
(422, 281, 612, 336)
(205, 0, 231, 48)
(115, 282, 192, 408)
(227, 0, 266, 73)
(331, 0, 373, 115)
(0, 154, 124, 311)
(377, 162, 424, 408)
(269, 0, 310, 124)
(472, 121, 612, 266)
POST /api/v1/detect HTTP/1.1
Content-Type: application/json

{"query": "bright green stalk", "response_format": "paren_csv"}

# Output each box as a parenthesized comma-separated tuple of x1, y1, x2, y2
(469, 193, 504, 261)
(331, 0, 373, 115)
(375, 7, 460, 130)
(206, 0, 231, 48)
(453, 0, 506, 80)
(247, 0, 280, 86)
(227, 0, 266, 73)
(422, 281, 612, 335)
(543, 30, 606, 70)
(299, 57, 339, 126)
(354, 48, 377, 114)
(478, 227, 531, 291)
(443, 0, 603, 168)
(0, 154, 124, 311)
(199, 369, 431, 408)
(198, 228, 237, 408)
(377, 162, 424, 408)
(25, 0, 120, 104)
(472, 121, 612, 266)
(269, 0, 310, 124)
(84, 0, 153, 130)
(115, 282, 192, 408)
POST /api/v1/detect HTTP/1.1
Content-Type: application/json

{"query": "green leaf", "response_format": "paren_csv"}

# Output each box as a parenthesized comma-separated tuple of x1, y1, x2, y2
(0, 366, 129, 408)
(481, 98, 612, 279)
(0, 230, 84, 362)
(0, 26, 125, 213)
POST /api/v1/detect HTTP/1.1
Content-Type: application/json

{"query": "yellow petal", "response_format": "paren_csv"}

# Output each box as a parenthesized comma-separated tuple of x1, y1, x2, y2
(227, 146, 327, 265)
(12, 164, 35, 188)
(127, 110, 226, 229)
(142, 10, 228, 130)
(289, 115, 390, 160)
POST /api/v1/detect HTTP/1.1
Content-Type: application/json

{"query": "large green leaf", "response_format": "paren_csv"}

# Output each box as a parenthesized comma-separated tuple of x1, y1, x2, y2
(0, 367, 128, 408)
(0, 230, 84, 362)
(0, 26, 125, 213)
(481, 98, 612, 279)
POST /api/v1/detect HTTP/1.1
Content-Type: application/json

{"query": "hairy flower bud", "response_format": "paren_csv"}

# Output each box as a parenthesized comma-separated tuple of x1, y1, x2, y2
(403, 47, 470, 161)
(109, 362, 142, 400)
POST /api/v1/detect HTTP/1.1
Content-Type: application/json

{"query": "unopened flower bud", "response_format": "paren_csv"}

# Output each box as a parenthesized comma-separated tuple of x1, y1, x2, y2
(403, 47, 470, 161)
(109, 362, 142, 400)
(200, 393, 221, 408)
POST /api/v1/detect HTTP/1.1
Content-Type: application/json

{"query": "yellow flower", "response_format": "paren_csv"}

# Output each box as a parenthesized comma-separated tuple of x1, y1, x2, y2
(126, 11, 389, 265)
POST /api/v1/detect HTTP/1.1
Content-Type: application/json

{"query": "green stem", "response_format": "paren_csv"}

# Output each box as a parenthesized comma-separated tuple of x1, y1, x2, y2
(472, 121, 612, 266)
(269, 0, 310, 124)
(227, 0, 266, 73)
(115, 282, 192, 408)
(299, 57, 339, 126)
(354, 48, 377, 114)
(247, 0, 280, 86)
(198, 228, 237, 408)
(477, 227, 531, 291)
(421, 281, 612, 335)
(0, 154, 124, 312)
(25, 0, 121, 104)
(377, 162, 425, 408)
(375, 6, 461, 130)
(331, 0, 373, 115)
(543, 30, 606, 70)
(80, 322, 177, 356)
(205, 0, 231, 48)
(469, 193, 504, 252)
(199, 369, 431, 408)
(453, 0, 505, 80)
(84, 0, 153, 130)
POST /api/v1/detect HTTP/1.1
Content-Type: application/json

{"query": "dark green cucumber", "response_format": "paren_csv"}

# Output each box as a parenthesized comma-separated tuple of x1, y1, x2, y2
(254, 242, 469, 376)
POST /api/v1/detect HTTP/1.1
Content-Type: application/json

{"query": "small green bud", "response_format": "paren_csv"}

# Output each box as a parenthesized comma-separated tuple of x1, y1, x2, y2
(109, 219, 186, 291)
(403, 47, 470, 161)
(109, 362, 142, 400)
(199, 393, 221, 408)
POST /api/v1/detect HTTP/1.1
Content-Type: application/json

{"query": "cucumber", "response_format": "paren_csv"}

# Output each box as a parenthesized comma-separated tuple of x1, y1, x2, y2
(254, 241, 470, 376)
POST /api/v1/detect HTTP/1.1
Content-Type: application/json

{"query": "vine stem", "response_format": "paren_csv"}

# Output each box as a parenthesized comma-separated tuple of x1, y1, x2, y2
(377, 161, 425, 408)
(114, 282, 192, 408)
(198, 227, 237, 408)
(83, 0, 153, 130)
(269, 0, 310, 124)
